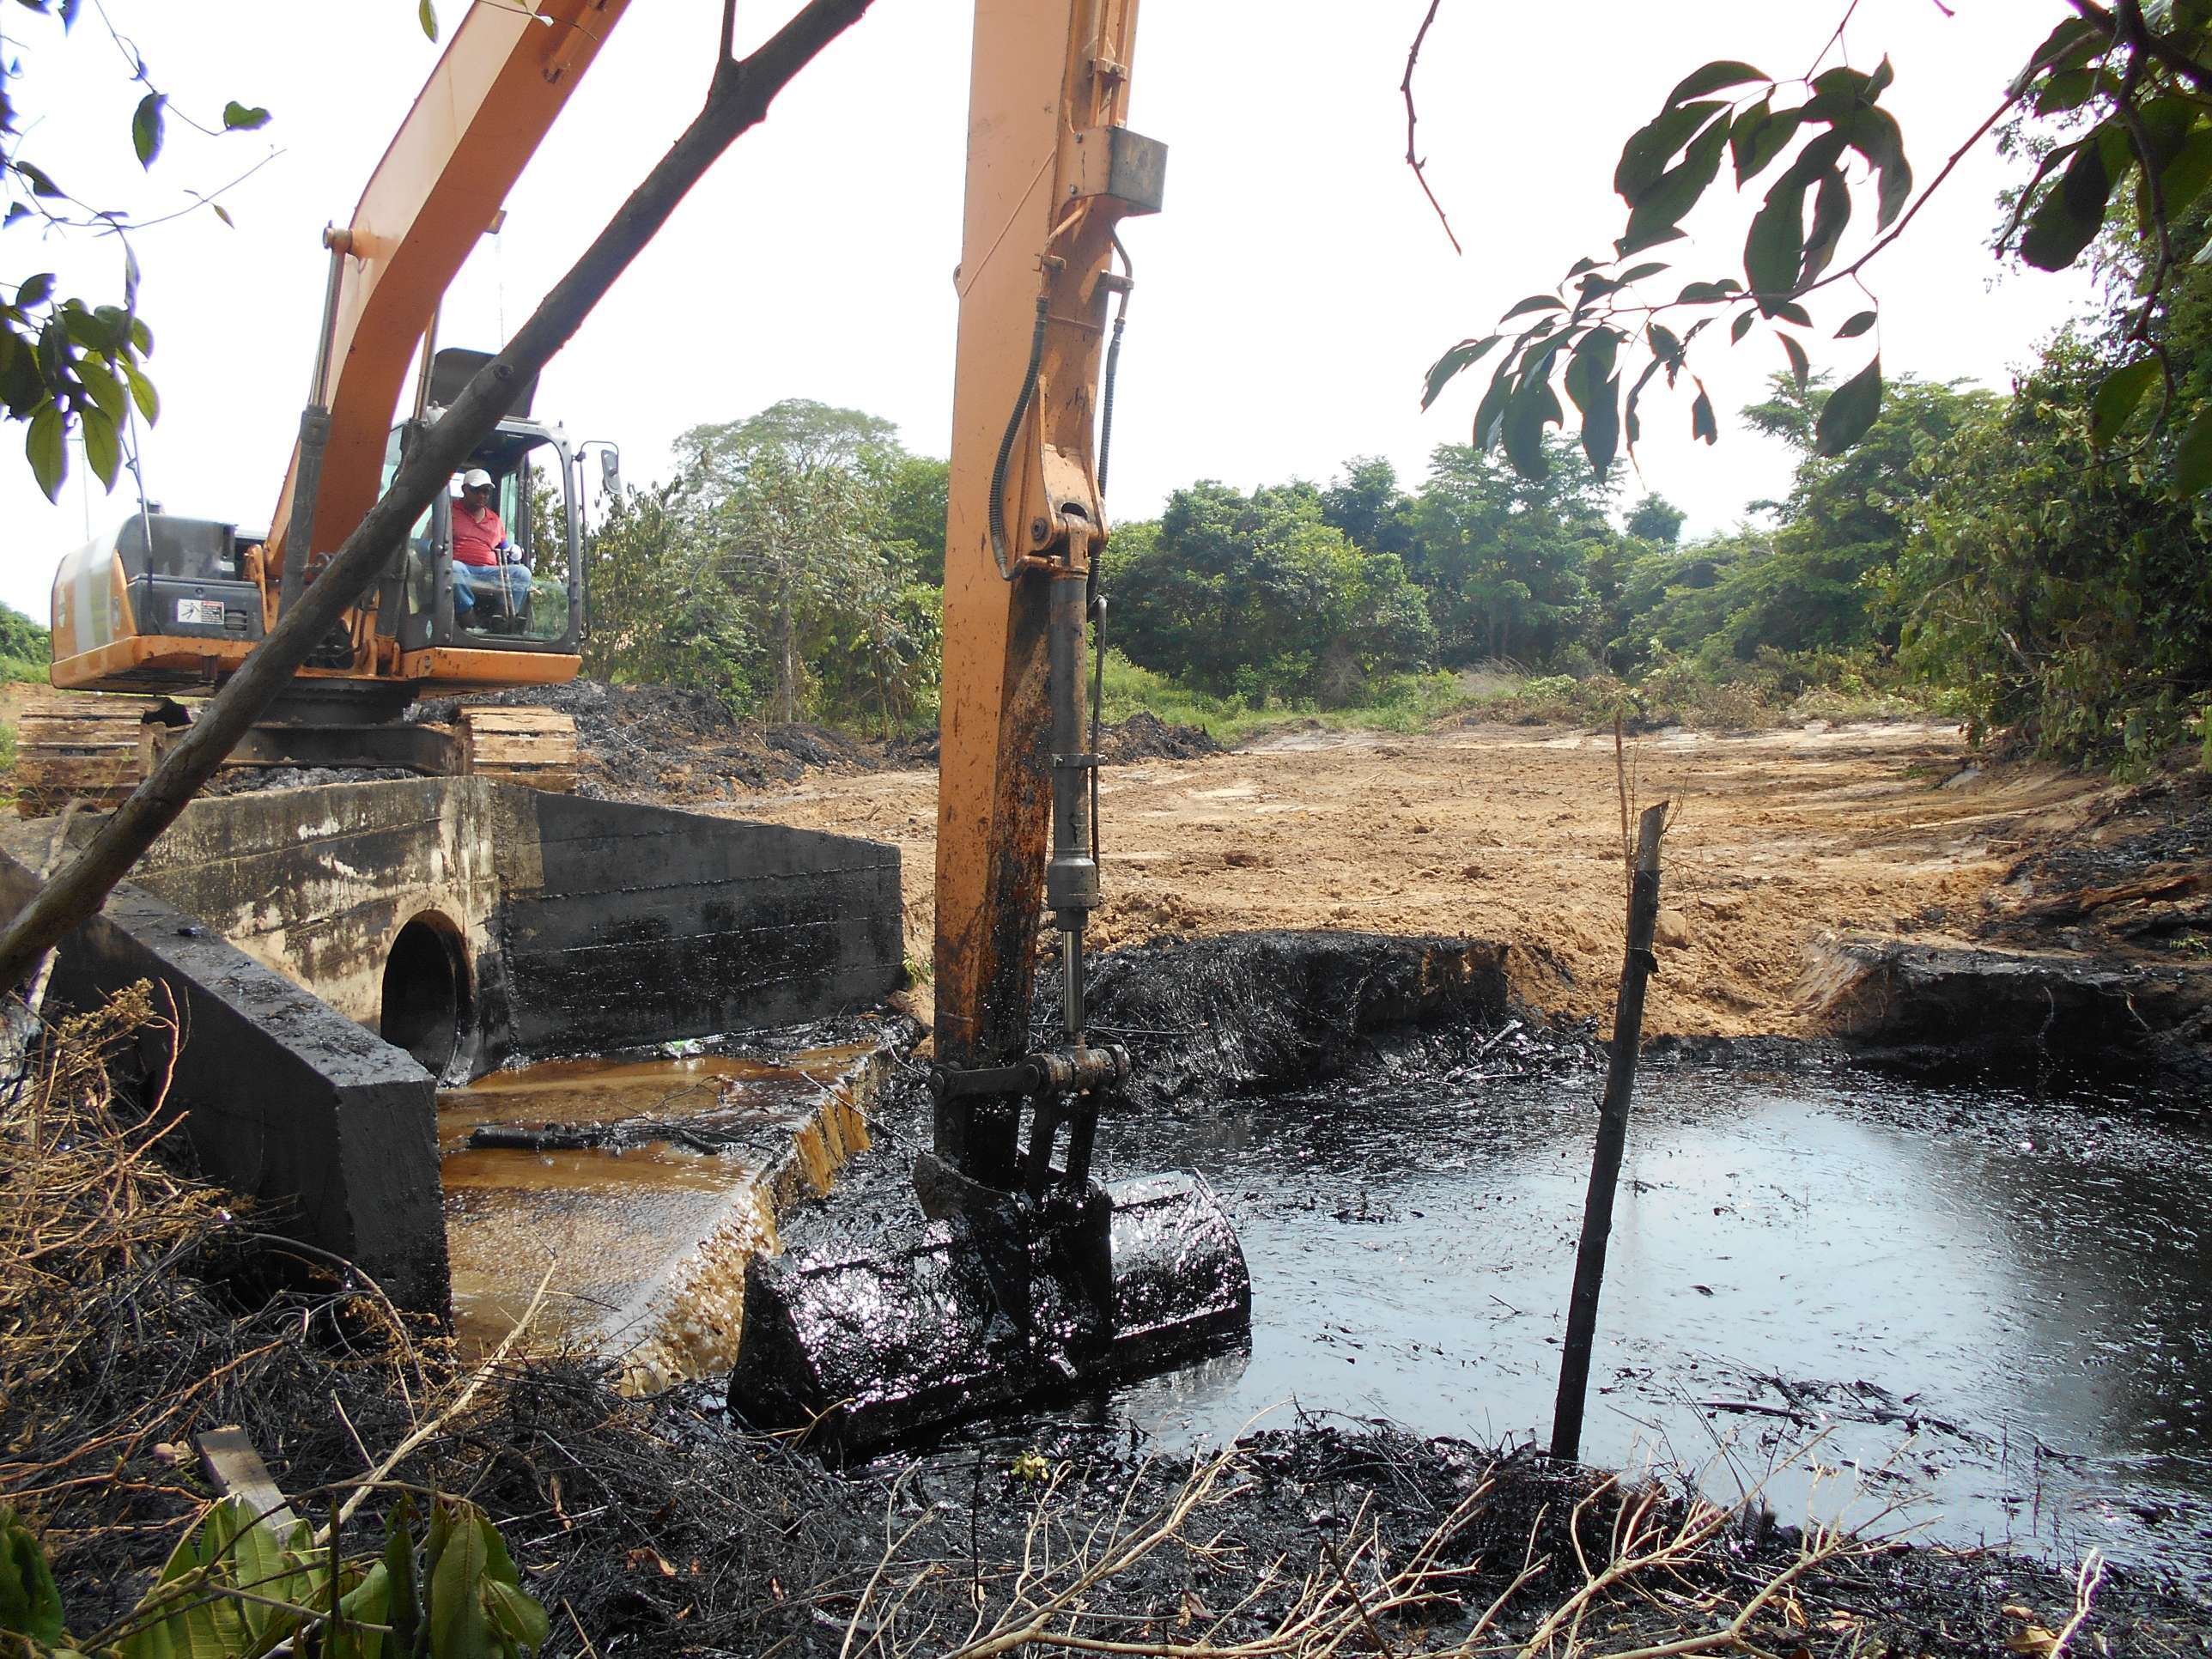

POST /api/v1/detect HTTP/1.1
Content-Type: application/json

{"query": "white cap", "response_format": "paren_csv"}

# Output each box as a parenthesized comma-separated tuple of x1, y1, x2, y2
(461, 468, 494, 490)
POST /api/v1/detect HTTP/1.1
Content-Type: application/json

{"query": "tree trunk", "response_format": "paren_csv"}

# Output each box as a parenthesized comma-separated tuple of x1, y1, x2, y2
(0, 0, 879, 993)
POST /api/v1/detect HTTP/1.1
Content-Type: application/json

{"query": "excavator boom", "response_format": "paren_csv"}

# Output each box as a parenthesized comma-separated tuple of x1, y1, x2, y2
(267, 0, 630, 580)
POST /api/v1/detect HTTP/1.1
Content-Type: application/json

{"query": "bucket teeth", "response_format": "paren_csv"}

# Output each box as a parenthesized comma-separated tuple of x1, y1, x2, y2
(731, 1170, 1250, 1455)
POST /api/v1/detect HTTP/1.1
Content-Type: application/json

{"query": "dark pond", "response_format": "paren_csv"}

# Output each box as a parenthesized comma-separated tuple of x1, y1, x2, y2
(1066, 1059, 2212, 1578)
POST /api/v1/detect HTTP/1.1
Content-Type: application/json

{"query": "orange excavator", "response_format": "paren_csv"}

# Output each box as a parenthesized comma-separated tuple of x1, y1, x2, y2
(21, 0, 637, 806)
(32, 0, 1249, 1443)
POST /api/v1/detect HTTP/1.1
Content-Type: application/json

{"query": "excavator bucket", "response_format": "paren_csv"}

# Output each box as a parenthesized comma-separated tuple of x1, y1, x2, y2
(731, 1170, 1249, 1454)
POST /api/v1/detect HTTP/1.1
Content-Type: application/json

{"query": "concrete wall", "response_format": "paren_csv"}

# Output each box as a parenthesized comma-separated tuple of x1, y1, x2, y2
(120, 779, 508, 1040)
(36, 780, 902, 1078)
(495, 793, 904, 1059)
(2, 780, 902, 1316)
(0, 854, 449, 1312)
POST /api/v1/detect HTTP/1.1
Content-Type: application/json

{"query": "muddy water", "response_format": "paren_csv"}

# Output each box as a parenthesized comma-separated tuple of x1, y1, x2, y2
(438, 1044, 880, 1389)
(1087, 1064, 2212, 1577)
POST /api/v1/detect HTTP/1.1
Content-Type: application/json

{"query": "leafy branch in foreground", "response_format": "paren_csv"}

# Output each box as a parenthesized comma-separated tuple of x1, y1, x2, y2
(2, 0, 279, 502)
(1420, 3, 2212, 493)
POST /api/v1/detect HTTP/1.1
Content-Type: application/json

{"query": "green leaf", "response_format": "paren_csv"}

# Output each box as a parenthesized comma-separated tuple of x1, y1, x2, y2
(1814, 355, 1882, 457)
(1620, 109, 1729, 252)
(1614, 223, 1686, 258)
(1690, 385, 1717, 444)
(3, 204, 27, 228)
(221, 100, 270, 131)
(1675, 280, 1735, 305)
(2035, 67, 2107, 117)
(26, 404, 63, 501)
(1615, 100, 1725, 205)
(1835, 309, 1877, 339)
(1777, 331, 1809, 390)
(16, 273, 53, 309)
(212, 204, 234, 228)
(2020, 121, 2124, 270)
(82, 405, 119, 488)
(60, 304, 106, 351)
(0, 1511, 68, 1644)
(1581, 374, 1621, 475)
(1563, 343, 1596, 416)
(79, 357, 126, 423)
(2009, 15, 2105, 100)
(476, 1516, 522, 1592)
(1841, 106, 1912, 228)
(1625, 356, 1665, 452)
(1616, 260, 1670, 285)
(2091, 356, 2160, 446)
(484, 1580, 550, 1650)
(334, 1562, 391, 1659)
(2156, 123, 2212, 222)
(15, 160, 62, 198)
(1501, 378, 1563, 479)
(1665, 61, 1768, 107)
(383, 1503, 421, 1654)
(2175, 408, 2212, 495)
(1502, 295, 1565, 319)
(1421, 336, 1500, 410)
(418, 0, 439, 40)
(1804, 65, 1874, 120)
(1730, 309, 1756, 344)
(1471, 364, 1513, 452)
(1730, 100, 1802, 185)
(1799, 169, 1852, 286)
(1769, 300, 1814, 329)
(1745, 185, 1809, 311)
(428, 1504, 491, 1659)
(131, 92, 164, 167)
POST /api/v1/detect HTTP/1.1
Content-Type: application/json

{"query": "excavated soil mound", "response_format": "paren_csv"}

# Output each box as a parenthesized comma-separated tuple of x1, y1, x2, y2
(452, 682, 874, 799)
(1099, 708, 1224, 763)
(1981, 769, 2212, 955)
(453, 682, 1218, 800)
(1079, 930, 1524, 1104)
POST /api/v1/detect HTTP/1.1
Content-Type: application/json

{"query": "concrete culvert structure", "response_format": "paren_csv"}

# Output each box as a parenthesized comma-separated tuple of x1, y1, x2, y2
(382, 911, 471, 1076)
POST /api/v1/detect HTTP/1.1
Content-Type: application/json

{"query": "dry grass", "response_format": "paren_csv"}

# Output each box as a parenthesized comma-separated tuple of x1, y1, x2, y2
(0, 983, 434, 1627)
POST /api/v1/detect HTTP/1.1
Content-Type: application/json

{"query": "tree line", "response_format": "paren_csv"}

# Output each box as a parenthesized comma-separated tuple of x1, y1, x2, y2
(591, 193, 2212, 774)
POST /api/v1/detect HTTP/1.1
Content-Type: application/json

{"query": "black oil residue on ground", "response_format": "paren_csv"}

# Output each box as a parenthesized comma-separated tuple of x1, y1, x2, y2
(1069, 1052, 2212, 1577)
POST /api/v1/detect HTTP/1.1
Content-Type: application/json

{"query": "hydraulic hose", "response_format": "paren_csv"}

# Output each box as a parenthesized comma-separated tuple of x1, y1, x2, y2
(1089, 238, 1133, 864)
(988, 296, 1052, 581)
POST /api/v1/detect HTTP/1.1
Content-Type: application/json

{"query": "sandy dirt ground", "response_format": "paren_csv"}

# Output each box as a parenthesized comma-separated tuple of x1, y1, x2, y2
(712, 720, 2116, 1037)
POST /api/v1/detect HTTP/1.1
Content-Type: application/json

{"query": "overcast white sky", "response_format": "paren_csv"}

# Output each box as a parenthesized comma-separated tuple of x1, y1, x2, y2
(2, 0, 2100, 623)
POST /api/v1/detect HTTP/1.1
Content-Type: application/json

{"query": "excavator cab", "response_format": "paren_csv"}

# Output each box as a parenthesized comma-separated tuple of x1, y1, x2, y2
(384, 419, 581, 653)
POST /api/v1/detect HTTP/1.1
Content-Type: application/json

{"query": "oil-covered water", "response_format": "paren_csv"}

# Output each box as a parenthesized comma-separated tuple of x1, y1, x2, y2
(1079, 1062, 2212, 1577)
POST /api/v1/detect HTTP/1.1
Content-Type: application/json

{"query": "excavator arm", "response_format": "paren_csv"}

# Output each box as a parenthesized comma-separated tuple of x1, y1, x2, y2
(730, 0, 1250, 1453)
(933, 0, 1157, 1169)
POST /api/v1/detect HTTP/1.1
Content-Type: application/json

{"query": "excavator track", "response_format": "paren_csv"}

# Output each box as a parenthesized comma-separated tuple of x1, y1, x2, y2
(12, 696, 162, 817)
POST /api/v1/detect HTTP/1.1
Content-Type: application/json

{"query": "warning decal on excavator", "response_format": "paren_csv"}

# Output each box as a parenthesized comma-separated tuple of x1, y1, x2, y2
(175, 599, 226, 626)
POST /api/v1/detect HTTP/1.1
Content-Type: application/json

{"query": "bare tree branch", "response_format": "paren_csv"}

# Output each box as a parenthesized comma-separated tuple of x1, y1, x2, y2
(1401, 1, 1461, 256)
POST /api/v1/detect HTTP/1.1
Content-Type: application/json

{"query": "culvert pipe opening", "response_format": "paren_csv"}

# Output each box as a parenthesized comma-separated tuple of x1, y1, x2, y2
(381, 913, 469, 1074)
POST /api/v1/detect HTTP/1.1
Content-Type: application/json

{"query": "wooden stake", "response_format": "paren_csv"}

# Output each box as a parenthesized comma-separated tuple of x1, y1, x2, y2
(1550, 799, 1668, 1463)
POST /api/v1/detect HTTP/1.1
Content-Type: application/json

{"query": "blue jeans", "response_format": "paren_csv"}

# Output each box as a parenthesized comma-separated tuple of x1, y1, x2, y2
(453, 561, 529, 623)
